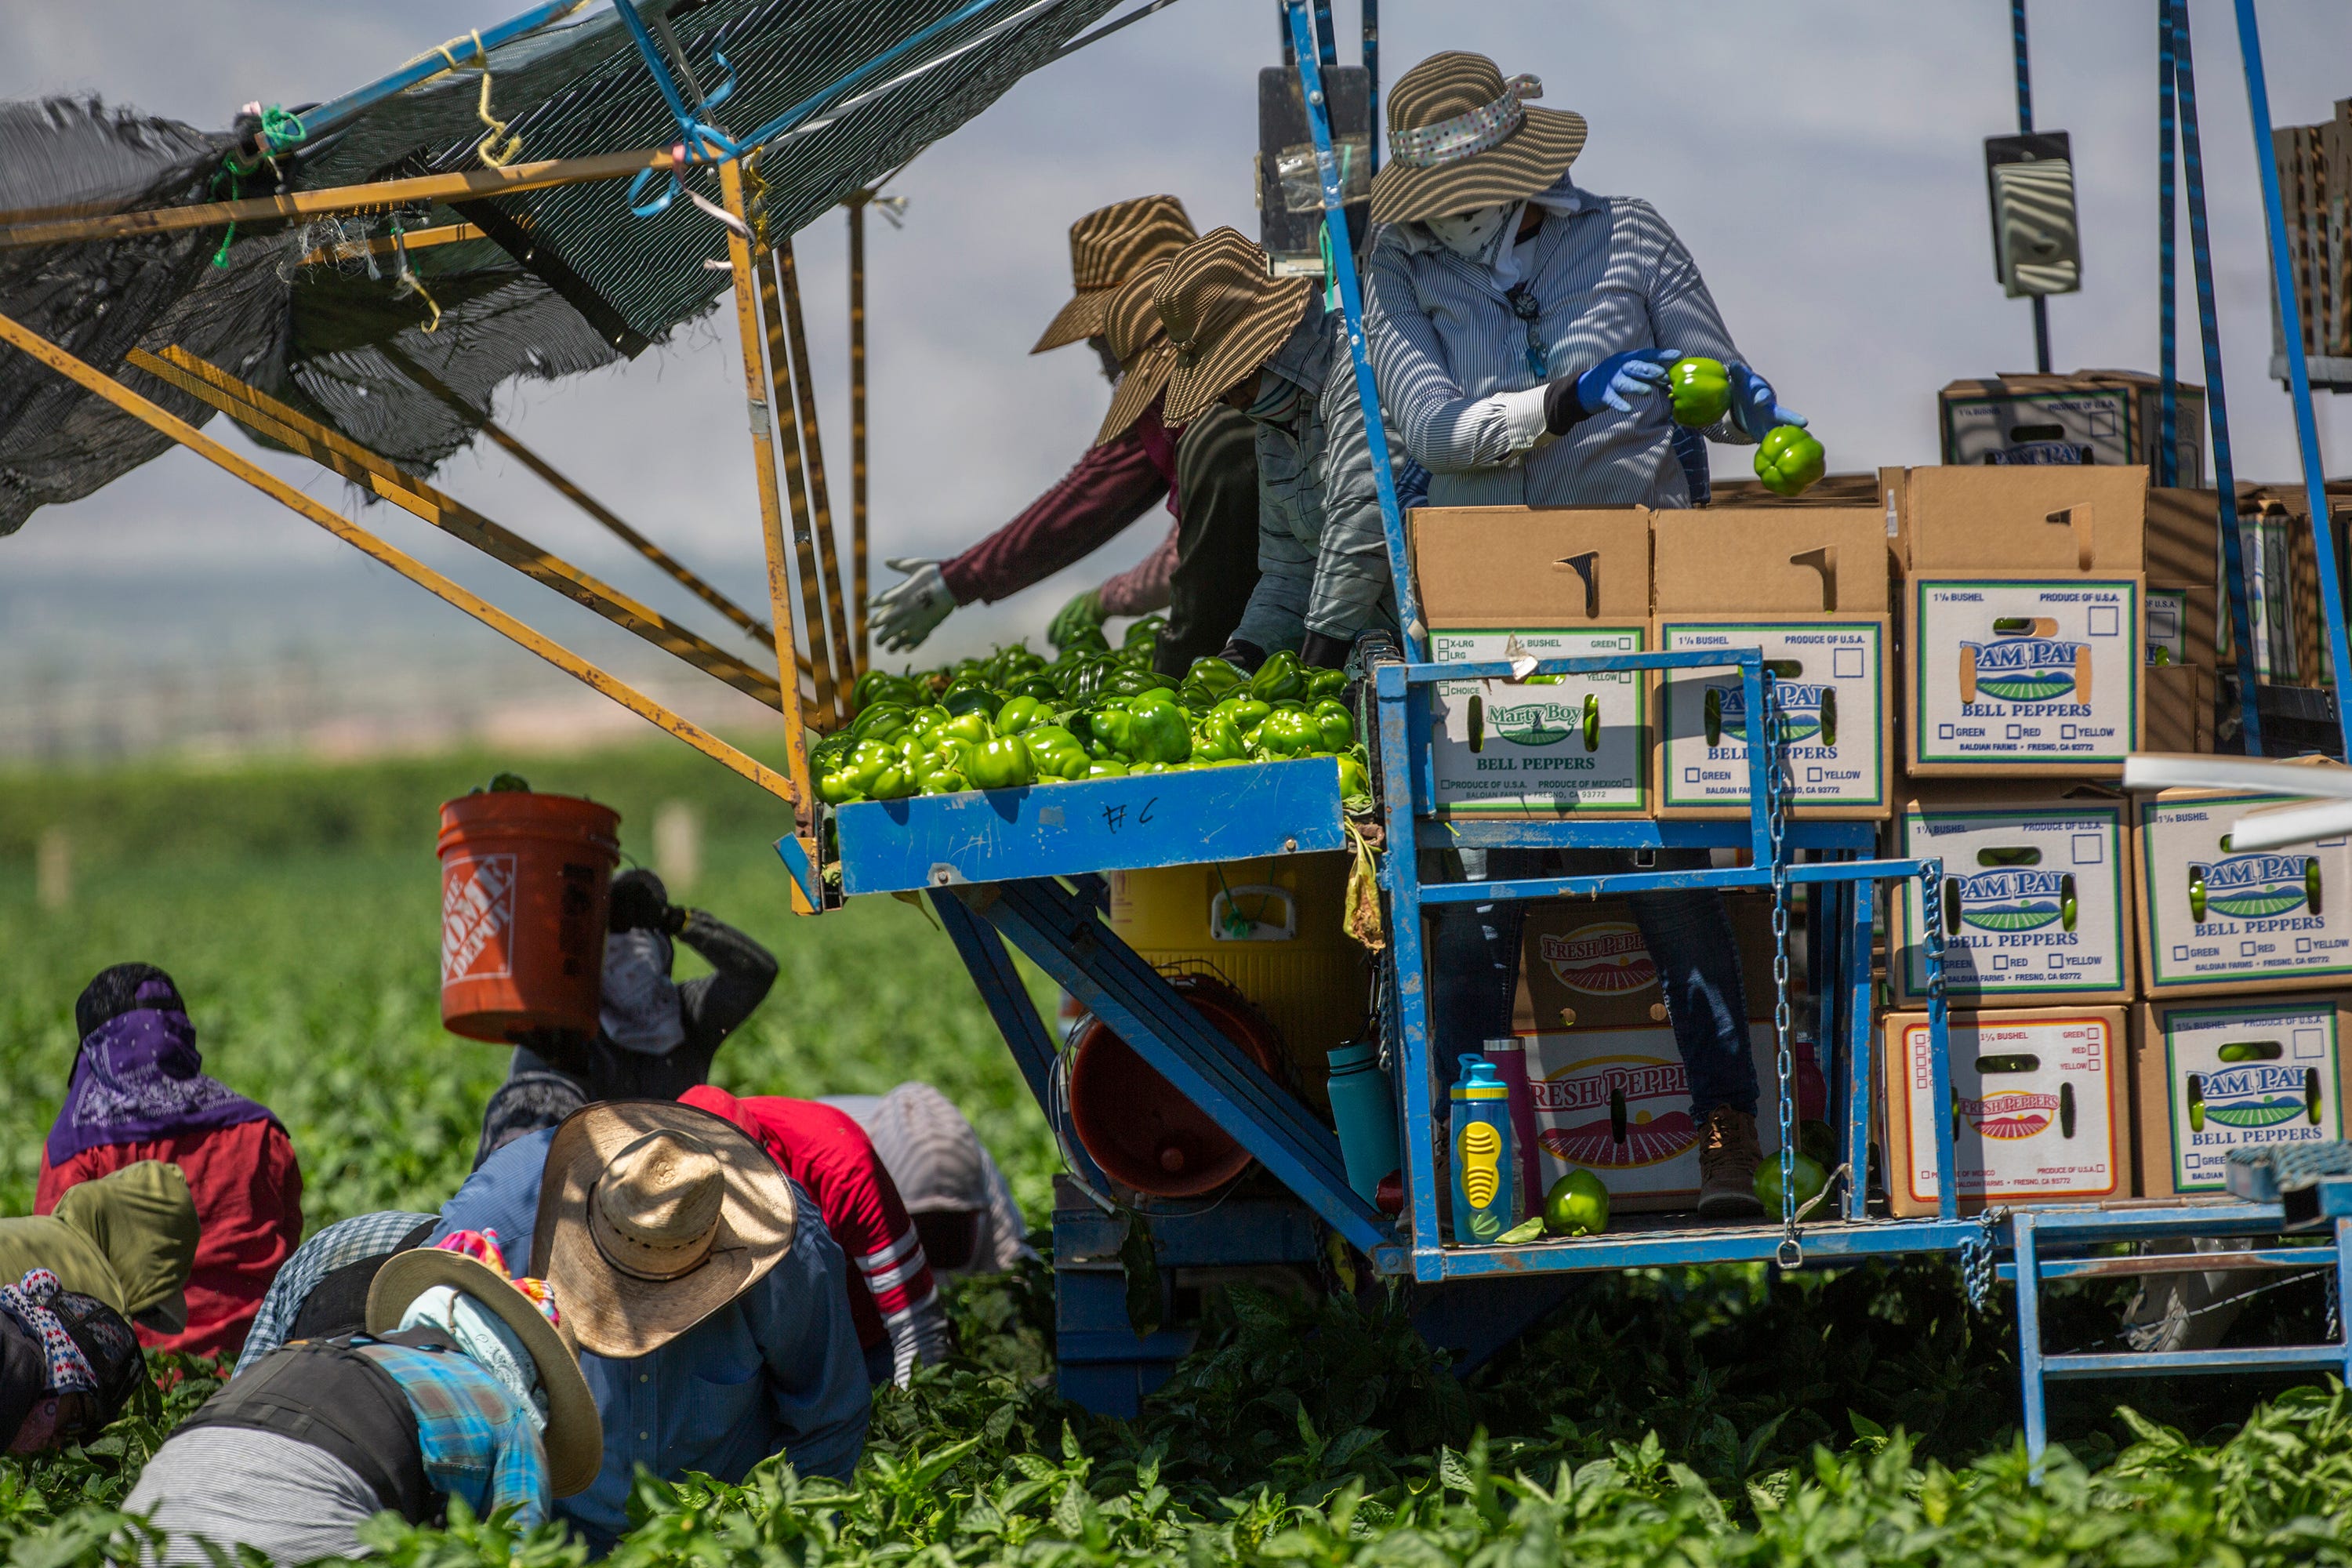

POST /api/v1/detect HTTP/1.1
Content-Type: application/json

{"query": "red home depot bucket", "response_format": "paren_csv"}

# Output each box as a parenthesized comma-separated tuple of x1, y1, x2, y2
(437, 791, 621, 1043)
(1066, 974, 1287, 1197)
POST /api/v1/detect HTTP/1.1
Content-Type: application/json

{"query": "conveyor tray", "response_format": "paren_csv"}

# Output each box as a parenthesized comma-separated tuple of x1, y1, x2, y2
(833, 756, 1348, 895)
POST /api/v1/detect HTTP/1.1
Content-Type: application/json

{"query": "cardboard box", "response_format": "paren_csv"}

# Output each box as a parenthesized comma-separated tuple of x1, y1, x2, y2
(1893, 787, 2134, 1007)
(1512, 891, 1798, 1033)
(2133, 994, 2352, 1198)
(2146, 488, 2221, 586)
(1650, 509, 1893, 818)
(1882, 1007, 2130, 1215)
(2143, 665, 2215, 753)
(1900, 465, 2148, 573)
(2135, 768, 2352, 996)
(1412, 507, 1650, 818)
(2145, 585, 2216, 669)
(1520, 1022, 1788, 1213)
(1938, 373, 2204, 486)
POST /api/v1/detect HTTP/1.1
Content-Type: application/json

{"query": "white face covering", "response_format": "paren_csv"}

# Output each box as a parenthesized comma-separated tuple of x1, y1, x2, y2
(599, 931, 685, 1056)
(1424, 201, 1517, 265)
(400, 1285, 549, 1431)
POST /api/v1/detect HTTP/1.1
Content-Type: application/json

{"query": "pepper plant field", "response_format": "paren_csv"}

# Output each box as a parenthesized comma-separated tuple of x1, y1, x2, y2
(8, 743, 2352, 1565)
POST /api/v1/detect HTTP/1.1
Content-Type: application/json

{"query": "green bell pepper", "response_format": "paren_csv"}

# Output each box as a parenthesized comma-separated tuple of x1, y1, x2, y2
(967, 735, 1039, 790)
(1305, 666, 1348, 699)
(1214, 695, 1273, 733)
(1084, 758, 1131, 779)
(993, 695, 1045, 736)
(942, 684, 1000, 720)
(939, 711, 994, 747)
(1755, 424, 1827, 497)
(1668, 357, 1732, 428)
(1249, 649, 1307, 703)
(919, 762, 970, 795)
(1311, 699, 1355, 753)
(849, 702, 910, 743)
(1252, 709, 1321, 757)
(1123, 690, 1193, 764)
(818, 769, 864, 805)
(1180, 655, 1246, 700)
(1335, 753, 1370, 800)
(1105, 666, 1177, 699)
(1193, 712, 1246, 763)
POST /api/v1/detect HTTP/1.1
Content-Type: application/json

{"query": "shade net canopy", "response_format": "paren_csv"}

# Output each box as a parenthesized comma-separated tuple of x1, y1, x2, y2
(0, 0, 1116, 534)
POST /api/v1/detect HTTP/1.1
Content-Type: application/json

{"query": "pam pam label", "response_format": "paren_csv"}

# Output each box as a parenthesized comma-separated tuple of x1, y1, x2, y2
(1897, 802, 2129, 1001)
(1911, 578, 2140, 765)
(2154, 1001, 2339, 1191)
(1429, 626, 1646, 815)
(1657, 620, 1884, 810)
(2140, 795, 2352, 991)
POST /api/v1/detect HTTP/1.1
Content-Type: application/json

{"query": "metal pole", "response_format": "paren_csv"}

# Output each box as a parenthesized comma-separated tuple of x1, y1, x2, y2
(2158, 2, 2180, 487)
(848, 198, 870, 675)
(757, 251, 844, 728)
(2176, 1, 2267, 753)
(2012, 0, 2054, 374)
(1312, 0, 1337, 66)
(775, 237, 861, 724)
(1285, 0, 1424, 657)
(2233, 0, 2352, 754)
(1362, 0, 1379, 177)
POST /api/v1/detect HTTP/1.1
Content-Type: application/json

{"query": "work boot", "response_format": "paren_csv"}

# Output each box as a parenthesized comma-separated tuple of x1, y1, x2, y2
(1696, 1106, 1766, 1218)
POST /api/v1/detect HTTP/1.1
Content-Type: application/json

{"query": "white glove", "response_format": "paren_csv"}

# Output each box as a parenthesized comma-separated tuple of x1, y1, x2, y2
(870, 557, 957, 652)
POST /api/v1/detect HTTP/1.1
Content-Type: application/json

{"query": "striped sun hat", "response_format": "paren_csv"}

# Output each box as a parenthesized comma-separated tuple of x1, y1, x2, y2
(1032, 194, 1196, 354)
(1368, 52, 1586, 227)
(1094, 258, 1179, 446)
(1155, 228, 1312, 427)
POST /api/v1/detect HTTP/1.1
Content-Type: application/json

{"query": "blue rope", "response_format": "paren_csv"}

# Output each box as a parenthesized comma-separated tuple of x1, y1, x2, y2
(2173, 0, 2265, 753)
(2011, 0, 2034, 132)
(2158, 2, 2179, 488)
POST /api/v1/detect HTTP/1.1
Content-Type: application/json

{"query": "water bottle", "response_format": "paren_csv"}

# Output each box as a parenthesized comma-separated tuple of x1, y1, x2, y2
(1450, 1054, 1515, 1243)
(1325, 1040, 1400, 1203)
(1482, 1037, 1542, 1221)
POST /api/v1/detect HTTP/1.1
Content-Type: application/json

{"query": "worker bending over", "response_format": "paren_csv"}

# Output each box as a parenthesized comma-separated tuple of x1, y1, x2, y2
(127, 1232, 599, 1565)
(433, 1102, 869, 1555)
(236, 1210, 442, 1370)
(869, 196, 1261, 673)
(1363, 53, 1811, 1214)
(1155, 227, 1398, 673)
(39, 964, 302, 1356)
(3, 1270, 147, 1457)
(823, 1082, 1032, 1279)
(0, 1161, 196, 1338)
(684, 1087, 947, 1388)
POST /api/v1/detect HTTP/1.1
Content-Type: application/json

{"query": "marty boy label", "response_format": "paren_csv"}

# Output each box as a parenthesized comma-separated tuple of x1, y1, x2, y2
(1912, 579, 2140, 765)
(1657, 621, 1885, 809)
(1429, 627, 1646, 815)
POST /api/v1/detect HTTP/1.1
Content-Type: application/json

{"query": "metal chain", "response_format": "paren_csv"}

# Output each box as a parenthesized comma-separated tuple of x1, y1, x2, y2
(1765, 668, 1800, 1269)
(1920, 858, 1948, 1007)
(1961, 1204, 2009, 1311)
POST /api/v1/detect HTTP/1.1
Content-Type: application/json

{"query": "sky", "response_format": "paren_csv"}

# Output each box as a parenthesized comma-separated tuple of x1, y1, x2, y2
(1, 0, 2347, 724)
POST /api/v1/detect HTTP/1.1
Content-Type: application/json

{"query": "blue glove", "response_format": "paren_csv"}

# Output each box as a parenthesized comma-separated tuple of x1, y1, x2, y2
(1728, 362, 1806, 437)
(1542, 347, 1679, 434)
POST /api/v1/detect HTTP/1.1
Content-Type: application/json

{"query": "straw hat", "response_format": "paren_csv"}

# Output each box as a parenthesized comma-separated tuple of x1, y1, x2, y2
(366, 1240, 603, 1497)
(1094, 258, 1179, 446)
(528, 1102, 796, 1360)
(1033, 194, 1196, 354)
(1156, 228, 1312, 427)
(1368, 52, 1586, 227)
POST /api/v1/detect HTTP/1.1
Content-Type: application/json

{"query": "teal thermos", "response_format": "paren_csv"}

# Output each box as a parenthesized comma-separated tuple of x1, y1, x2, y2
(1325, 1040, 1401, 1203)
(1450, 1054, 1515, 1243)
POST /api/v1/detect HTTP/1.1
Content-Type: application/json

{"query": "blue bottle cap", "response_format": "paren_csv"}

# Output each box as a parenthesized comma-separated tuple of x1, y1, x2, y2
(1457, 1055, 1506, 1091)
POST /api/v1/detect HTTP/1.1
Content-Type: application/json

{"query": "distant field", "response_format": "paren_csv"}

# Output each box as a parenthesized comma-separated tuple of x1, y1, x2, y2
(0, 741, 1058, 1226)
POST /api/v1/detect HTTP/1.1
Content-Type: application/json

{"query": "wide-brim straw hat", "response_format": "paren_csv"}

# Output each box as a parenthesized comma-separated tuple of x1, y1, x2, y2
(1033, 194, 1196, 354)
(1156, 228, 1312, 428)
(366, 1246, 603, 1498)
(528, 1102, 796, 1362)
(1369, 52, 1586, 227)
(1095, 257, 1179, 446)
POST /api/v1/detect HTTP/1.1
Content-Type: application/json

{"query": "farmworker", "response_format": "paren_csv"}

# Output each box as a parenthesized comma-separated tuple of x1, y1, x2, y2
(501, 869, 776, 1111)
(38, 964, 303, 1356)
(822, 1082, 1033, 1278)
(234, 1210, 441, 1371)
(125, 1230, 600, 1565)
(2, 1272, 147, 1457)
(0, 1161, 198, 1335)
(869, 194, 1263, 675)
(682, 1086, 948, 1388)
(1360, 53, 1806, 1215)
(431, 1101, 869, 1554)
(1153, 226, 1398, 674)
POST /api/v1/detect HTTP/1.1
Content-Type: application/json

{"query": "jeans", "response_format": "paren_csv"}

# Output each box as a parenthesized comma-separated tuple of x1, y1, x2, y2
(1425, 848, 1757, 1120)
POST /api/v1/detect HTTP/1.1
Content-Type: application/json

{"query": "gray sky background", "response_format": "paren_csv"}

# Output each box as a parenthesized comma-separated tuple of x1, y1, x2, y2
(1, 0, 2346, 702)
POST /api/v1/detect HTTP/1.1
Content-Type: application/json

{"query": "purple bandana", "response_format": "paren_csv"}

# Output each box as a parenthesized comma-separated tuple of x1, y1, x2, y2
(45, 1004, 274, 1166)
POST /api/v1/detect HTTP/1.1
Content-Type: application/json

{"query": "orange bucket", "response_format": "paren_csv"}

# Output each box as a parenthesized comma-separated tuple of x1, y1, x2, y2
(437, 791, 620, 1043)
(1067, 974, 1287, 1197)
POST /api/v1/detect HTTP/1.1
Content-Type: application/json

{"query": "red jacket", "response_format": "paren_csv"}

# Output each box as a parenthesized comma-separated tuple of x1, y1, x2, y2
(38, 1117, 303, 1359)
(682, 1087, 945, 1381)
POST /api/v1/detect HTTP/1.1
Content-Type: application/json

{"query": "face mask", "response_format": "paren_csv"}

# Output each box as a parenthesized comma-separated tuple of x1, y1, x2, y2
(1425, 202, 1516, 264)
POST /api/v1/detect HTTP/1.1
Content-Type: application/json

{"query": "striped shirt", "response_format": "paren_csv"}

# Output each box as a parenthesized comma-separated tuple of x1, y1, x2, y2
(236, 1210, 437, 1374)
(358, 1342, 551, 1528)
(1364, 173, 1750, 510)
(679, 1088, 947, 1386)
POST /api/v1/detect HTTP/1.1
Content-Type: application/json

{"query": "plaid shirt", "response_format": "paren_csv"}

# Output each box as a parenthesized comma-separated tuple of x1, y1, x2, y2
(358, 1343, 550, 1529)
(236, 1210, 437, 1374)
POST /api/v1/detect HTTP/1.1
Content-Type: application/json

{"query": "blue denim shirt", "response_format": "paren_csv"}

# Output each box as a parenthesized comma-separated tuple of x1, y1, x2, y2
(433, 1129, 870, 1552)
